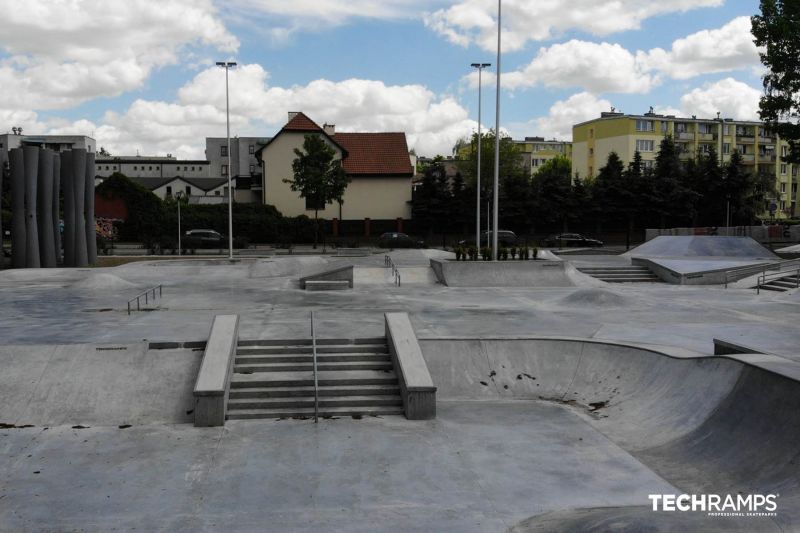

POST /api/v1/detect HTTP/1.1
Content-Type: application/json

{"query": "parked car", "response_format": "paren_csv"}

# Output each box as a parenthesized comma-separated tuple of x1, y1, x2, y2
(459, 230, 518, 248)
(378, 232, 424, 248)
(183, 229, 225, 248)
(543, 233, 603, 247)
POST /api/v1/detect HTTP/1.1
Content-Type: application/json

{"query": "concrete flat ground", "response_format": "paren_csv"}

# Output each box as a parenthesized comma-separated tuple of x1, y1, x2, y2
(0, 249, 798, 531)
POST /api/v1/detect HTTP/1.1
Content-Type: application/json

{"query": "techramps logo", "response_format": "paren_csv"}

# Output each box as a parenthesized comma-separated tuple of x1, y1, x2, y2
(648, 493, 779, 518)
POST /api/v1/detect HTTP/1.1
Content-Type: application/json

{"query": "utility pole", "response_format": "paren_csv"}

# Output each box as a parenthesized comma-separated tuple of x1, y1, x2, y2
(471, 62, 491, 250)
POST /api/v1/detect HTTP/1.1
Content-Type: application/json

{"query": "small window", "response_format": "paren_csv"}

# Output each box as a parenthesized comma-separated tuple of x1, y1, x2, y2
(636, 139, 655, 152)
(723, 143, 731, 155)
(221, 165, 228, 176)
(192, 166, 195, 171)
(184, 166, 188, 171)
(636, 120, 654, 132)
(134, 166, 138, 170)
(215, 190, 221, 196)
(781, 164, 788, 175)
(781, 183, 787, 193)
(149, 166, 153, 171)
(221, 146, 228, 157)
(166, 186, 172, 196)
(642, 160, 655, 169)
(186, 186, 191, 195)
(249, 164, 255, 174)
(156, 166, 159, 171)
(661, 121, 668, 133)
(249, 145, 255, 154)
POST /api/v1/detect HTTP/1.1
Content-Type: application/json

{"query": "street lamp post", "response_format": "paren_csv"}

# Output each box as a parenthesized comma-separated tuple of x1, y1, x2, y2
(175, 191, 183, 256)
(216, 61, 237, 260)
(471, 62, 491, 250)
(492, 0, 502, 260)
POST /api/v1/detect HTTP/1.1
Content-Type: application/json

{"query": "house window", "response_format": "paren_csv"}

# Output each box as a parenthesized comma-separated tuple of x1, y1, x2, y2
(737, 144, 747, 154)
(186, 186, 191, 195)
(636, 139, 655, 152)
(723, 143, 731, 155)
(661, 121, 668, 133)
(675, 123, 688, 133)
(249, 145, 255, 154)
(166, 186, 172, 196)
(221, 146, 228, 157)
(782, 164, 788, 175)
(134, 166, 138, 170)
(699, 144, 712, 154)
(156, 166, 159, 171)
(783, 146, 789, 157)
(215, 190, 221, 196)
(184, 166, 188, 171)
(249, 164, 255, 174)
(698, 123, 713, 134)
(636, 120, 654, 132)
(221, 165, 228, 176)
(642, 160, 655, 169)
(781, 183, 787, 193)
(724, 125, 731, 135)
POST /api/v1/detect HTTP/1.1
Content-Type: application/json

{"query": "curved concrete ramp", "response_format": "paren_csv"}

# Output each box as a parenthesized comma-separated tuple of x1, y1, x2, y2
(429, 259, 602, 287)
(626, 236, 777, 260)
(418, 337, 800, 530)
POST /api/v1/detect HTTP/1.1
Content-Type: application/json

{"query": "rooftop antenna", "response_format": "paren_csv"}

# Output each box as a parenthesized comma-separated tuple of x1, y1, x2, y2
(11, 127, 17, 135)
(716, 111, 721, 119)
(649, 106, 654, 114)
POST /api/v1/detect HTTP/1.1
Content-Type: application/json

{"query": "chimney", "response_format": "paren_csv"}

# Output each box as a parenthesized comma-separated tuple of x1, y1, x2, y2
(323, 123, 335, 136)
(288, 111, 299, 122)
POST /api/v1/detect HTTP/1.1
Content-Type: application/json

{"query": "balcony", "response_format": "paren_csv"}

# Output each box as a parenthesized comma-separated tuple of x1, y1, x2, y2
(677, 132, 694, 141)
(698, 133, 715, 141)
(758, 154, 777, 163)
(738, 136, 755, 143)
(741, 154, 756, 163)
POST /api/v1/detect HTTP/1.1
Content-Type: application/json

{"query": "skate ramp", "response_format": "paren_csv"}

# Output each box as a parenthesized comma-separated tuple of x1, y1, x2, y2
(429, 259, 603, 287)
(626, 236, 777, 260)
(418, 336, 800, 530)
(353, 267, 437, 285)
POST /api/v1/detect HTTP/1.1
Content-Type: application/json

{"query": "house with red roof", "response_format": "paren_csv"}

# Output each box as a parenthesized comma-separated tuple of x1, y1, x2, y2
(255, 112, 414, 234)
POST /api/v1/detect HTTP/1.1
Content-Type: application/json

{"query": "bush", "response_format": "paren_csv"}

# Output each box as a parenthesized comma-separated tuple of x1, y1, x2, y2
(499, 247, 508, 260)
(481, 247, 491, 261)
(510, 247, 517, 259)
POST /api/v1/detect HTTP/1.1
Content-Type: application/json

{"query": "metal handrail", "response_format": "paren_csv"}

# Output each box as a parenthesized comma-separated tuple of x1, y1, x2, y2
(127, 285, 163, 315)
(757, 268, 800, 294)
(724, 258, 800, 288)
(310, 311, 319, 423)
(384, 255, 401, 286)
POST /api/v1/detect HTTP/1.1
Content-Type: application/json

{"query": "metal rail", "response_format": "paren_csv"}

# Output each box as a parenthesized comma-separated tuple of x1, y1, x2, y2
(310, 311, 319, 423)
(756, 268, 800, 294)
(126, 285, 162, 315)
(384, 255, 401, 286)
(724, 258, 800, 288)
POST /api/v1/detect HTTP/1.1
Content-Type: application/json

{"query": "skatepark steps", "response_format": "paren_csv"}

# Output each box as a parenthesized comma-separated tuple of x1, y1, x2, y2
(385, 313, 437, 420)
(577, 266, 662, 283)
(193, 315, 240, 427)
(227, 337, 404, 420)
(756, 273, 800, 293)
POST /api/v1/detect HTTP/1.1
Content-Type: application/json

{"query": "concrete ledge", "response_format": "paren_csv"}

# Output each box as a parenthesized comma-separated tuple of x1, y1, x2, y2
(193, 314, 239, 427)
(305, 280, 350, 291)
(429, 259, 576, 287)
(336, 247, 371, 257)
(385, 312, 436, 420)
(299, 265, 354, 289)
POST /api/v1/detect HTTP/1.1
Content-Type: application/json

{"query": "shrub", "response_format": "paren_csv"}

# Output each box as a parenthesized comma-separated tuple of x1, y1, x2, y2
(500, 247, 508, 260)
(533, 247, 539, 260)
(481, 247, 491, 261)
(510, 247, 517, 259)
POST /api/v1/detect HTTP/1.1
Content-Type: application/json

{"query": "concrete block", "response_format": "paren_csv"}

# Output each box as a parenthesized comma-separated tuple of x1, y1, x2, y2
(298, 265, 354, 289)
(385, 312, 436, 420)
(305, 280, 350, 291)
(193, 314, 239, 427)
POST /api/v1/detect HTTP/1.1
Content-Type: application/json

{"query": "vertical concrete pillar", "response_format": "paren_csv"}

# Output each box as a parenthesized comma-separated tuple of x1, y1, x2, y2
(72, 149, 88, 267)
(37, 149, 56, 267)
(85, 152, 96, 264)
(53, 154, 62, 265)
(61, 151, 75, 267)
(23, 146, 40, 268)
(364, 217, 371, 238)
(10, 149, 26, 268)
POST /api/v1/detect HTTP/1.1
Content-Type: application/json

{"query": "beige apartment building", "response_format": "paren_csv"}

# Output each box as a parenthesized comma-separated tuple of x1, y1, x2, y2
(573, 111, 798, 219)
(514, 136, 572, 177)
(256, 112, 414, 229)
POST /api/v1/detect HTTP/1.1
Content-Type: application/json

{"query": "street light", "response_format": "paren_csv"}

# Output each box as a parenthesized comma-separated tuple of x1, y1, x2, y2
(471, 62, 491, 250)
(492, 0, 502, 261)
(216, 61, 237, 260)
(175, 191, 184, 256)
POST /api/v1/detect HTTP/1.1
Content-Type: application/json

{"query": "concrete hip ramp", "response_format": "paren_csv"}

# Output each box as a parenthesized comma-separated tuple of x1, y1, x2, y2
(418, 337, 800, 531)
(429, 259, 602, 287)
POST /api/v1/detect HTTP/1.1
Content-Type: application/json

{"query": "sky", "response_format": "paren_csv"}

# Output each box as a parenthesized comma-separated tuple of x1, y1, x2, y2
(0, 0, 765, 159)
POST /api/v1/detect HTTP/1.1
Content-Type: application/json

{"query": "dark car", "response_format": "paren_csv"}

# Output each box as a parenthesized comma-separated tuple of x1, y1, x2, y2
(378, 232, 424, 249)
(543, 233, 603, 248)
(183, 229, 225, 248)
(459, 230, 518, 248)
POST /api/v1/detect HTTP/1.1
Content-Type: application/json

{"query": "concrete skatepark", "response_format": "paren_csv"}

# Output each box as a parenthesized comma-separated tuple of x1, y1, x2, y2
(1, 237, 799, 531)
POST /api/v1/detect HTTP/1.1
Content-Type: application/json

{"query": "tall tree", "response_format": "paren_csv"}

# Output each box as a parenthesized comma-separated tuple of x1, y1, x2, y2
(531, 155, 572, 231)
(412, 157, 452, 239)
(285, 134, 351, 248)
(752, 1, 800, 163)
(652, 135, 698, 227)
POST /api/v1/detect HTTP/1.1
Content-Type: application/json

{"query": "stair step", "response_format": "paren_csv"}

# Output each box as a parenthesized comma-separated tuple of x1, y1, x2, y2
(229, 385, 401, 398)
(230, 370, 398, 388)
(237, 345, 387, 355)
(238, 337, 386, 347)
(579, 268, 650, 273)
(227, 395, 403, 410)
(235, 354, 391, 364)
(758, 285, 786, 292)
(601, 278, 661, 283)
(226, 406, 405, 420)
(234, 361, 394, 373)
(587, 273, 658, 277)
(769, 280, 798, 288)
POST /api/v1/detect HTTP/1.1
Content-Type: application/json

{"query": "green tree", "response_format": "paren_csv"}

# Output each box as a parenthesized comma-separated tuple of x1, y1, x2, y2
(531, 155, 572, 230)
(752, 1, 800, 163)
(412, 157, 452, 238)
(652, 135, 699, 227)
(285, 134, 351, 248)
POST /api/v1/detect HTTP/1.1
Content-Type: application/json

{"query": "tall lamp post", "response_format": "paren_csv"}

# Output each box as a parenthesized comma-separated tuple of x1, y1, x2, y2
(471, 63, 491, 250)
(175, 191, 184, 256)
(492, 0, 502, 260)
(216, 61, 237, 260)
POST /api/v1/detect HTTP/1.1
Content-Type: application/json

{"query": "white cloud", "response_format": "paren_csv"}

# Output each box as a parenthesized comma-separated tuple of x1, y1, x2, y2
(0, 0, 237, 110)
(638, 17, 760, 79)
(512, 92, 613, 141)
(425, 0, 724, 53)
(678, 78, 761, 120)
(61, 64, 476, 158)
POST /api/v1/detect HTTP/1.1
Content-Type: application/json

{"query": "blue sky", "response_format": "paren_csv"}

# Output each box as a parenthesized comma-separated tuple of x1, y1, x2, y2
(0, 0, 765, 158)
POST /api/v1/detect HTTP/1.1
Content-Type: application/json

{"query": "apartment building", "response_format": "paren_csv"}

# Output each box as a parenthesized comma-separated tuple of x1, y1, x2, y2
(206, 136, 271, 204)
(573, 111, 798, 218)
(514, 137, 572, 177)
(0, 131, 95, 172)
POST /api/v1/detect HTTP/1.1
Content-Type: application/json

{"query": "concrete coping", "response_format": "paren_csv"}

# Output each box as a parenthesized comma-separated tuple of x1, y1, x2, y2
(193, 315, 239, 397)
(385, 313, 435, 392)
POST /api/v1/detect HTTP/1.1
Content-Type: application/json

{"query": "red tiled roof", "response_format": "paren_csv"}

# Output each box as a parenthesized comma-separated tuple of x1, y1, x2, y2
(283, 112, 324, 132)
(334, 132, 413, 176)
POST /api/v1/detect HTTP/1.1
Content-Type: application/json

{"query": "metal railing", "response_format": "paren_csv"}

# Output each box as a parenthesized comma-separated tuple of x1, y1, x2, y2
(127, 285, 163, 315)
(724, 259, 800, 288)
(384, 255, 401, 286)
(310, 311, 319, 423)
(757, 268, 800, 294)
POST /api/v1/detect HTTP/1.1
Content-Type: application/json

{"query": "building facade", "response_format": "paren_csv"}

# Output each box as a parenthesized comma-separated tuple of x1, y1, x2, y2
(257, 112, 414, 226)
(1, 132, 95, 173)
(573, 112, 798, 219)
(206, 136, 271, 204)
(514, 137, 572, 177)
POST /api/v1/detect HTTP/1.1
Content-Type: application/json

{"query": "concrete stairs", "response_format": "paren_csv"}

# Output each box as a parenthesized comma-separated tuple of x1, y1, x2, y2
(577, 265, 662, 283)
(755, 273, 800, 292)
(227, 337, 404, 420)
